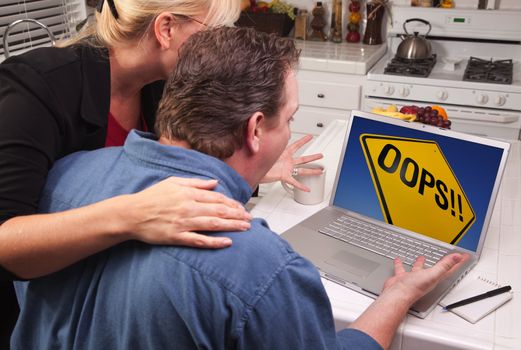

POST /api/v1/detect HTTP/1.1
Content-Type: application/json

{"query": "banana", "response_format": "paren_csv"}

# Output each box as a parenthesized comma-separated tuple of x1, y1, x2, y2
(371, 107, 416, 122)
(371, 107, 385, 113)
(386, 105, 398, 113)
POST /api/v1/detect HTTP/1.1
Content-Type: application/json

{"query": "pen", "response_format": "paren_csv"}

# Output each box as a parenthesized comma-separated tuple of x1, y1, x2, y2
(443, 285, 512, 311)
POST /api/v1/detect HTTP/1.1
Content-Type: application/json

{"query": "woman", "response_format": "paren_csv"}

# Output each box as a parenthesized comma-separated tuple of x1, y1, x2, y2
(0, 0, 321, 280)
(0, 0, 323, 342)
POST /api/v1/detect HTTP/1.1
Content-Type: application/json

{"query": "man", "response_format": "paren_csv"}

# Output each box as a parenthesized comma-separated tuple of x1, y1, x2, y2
(12, 27, 467, 349)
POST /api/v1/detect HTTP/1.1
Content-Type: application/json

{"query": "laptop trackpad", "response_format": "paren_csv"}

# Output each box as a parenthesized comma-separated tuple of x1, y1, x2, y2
(325, 250, 380, 277)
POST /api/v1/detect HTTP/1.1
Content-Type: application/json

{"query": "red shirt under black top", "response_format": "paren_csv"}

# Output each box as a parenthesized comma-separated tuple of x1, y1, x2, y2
(105, 112, 148, 147)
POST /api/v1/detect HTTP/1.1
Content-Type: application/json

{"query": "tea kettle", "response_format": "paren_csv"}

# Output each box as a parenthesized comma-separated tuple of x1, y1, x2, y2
(396, 18, 432, 60)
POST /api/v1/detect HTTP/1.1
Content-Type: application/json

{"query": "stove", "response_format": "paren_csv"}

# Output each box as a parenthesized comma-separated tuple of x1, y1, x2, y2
(363, 6, 521, 140)
(463, 57, 513, 84)
(384, 55, 437, 78)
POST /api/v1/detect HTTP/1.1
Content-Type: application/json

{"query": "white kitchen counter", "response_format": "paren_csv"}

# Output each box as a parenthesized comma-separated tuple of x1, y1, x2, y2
(295, 40, 387, 75)
(251, 120, 521, 350)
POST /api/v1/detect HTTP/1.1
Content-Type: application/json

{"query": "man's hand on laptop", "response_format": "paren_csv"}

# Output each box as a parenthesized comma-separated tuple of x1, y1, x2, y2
(349, 253, 469, 350)
(382, 253, 470, 306)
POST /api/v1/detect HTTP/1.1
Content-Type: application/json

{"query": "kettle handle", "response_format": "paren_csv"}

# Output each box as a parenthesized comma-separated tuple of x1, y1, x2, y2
(3, 19, 56, 59)
(403, 18, 432, 37)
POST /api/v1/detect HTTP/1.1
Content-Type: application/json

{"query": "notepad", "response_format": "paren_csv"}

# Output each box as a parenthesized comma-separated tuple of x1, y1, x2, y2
(439, 276, 513, 324)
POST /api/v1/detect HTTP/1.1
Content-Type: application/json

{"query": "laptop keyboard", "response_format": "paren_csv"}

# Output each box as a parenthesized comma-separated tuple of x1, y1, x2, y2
(319, 215, 450, 267)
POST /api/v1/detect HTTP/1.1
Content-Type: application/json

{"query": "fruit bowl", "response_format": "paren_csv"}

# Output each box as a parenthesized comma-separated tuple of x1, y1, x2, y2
(235, 12, 294, 37)
(371, 104, 452, 129)
(400, 105, 451, 129)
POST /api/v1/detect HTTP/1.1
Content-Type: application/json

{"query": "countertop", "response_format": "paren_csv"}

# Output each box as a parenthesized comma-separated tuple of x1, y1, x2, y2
(295, 40, 387, 75)
(250, 120, 521, 350)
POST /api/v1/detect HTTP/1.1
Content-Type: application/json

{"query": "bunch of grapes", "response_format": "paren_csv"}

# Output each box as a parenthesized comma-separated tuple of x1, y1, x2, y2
(415, 106, 451, 129)
(270, 0, 296, 19)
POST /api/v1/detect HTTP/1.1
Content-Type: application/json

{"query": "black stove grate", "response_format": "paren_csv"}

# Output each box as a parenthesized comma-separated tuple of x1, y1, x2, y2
(384, 54, 437, 78)
(463, 57, 513, 84)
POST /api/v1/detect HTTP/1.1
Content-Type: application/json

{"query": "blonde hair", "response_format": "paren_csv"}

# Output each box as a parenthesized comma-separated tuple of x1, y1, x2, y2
(59, 0, 240, 48)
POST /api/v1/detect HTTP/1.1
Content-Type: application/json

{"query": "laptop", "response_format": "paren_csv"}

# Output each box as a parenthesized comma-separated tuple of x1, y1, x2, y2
(281, 110, 510, 318)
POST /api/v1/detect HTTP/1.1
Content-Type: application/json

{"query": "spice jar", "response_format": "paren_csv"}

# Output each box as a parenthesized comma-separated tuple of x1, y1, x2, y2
(346, 1, 361, 43)
(363, 0, 386, 45)
(294, 9, 308, 40)
(309, 2, 327, 41)
(330, 0, 343, 43)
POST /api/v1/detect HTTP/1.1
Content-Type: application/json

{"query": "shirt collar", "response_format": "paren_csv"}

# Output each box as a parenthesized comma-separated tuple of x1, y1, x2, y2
(123, 130, 253, 204)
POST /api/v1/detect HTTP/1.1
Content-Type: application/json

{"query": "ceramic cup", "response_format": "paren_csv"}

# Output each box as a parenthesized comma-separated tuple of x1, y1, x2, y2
(282, 163, 326, 205)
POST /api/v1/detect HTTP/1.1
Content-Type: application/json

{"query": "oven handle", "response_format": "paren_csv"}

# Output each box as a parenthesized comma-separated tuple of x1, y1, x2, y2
(448, 113, 519, 124)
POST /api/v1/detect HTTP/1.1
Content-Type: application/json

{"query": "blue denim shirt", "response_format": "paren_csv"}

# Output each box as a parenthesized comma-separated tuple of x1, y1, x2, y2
(12, 131, 382, 350)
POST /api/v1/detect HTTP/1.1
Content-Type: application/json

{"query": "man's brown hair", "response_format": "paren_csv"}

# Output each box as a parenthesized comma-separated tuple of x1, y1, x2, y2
(155, 26, 300, 159)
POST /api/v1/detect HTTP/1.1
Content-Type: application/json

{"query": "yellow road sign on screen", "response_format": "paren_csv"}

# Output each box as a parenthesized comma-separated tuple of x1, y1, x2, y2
(360, 134, 475, 245)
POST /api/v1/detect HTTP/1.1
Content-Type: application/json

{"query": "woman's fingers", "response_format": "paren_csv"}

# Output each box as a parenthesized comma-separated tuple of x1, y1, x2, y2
(157, 177, 251, 215)
(180, 216, 251, 233)
(189, 185, 251, 215)
(168, 231, 234, 249)
(168, 177, 219, 190)
(177, 201, 252, 229)
(164, 177, 242, 209)
(128, 176, 254, 248)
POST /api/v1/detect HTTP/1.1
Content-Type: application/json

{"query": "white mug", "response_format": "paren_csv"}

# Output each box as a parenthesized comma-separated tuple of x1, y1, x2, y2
(282, 163, 326, 205)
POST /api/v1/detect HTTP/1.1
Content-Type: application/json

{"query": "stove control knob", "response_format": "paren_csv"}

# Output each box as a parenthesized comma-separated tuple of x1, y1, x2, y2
(383, 85, 395, 96)
(494, 95, 507, 106)
(399, 87, 410, 97)
(436, 90, 448, 101)
(476, 94, 489, 105)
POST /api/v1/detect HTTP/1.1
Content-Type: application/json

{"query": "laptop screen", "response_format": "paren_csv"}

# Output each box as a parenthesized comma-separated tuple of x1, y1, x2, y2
(332, 112, 509, 254)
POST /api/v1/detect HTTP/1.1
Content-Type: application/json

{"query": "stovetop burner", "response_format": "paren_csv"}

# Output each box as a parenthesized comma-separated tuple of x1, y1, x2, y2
(384, 54, 437, 78)
(463, 57, 513, 85)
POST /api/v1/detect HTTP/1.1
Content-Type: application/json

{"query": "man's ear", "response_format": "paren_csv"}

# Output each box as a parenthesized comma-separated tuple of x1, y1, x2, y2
(245, 112, 265, 155)
(153, 12, 175, 50)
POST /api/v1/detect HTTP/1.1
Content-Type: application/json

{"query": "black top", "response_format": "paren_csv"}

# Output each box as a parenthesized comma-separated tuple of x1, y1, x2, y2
(0, 44, 164, 224)
(0, 45, 164, 279)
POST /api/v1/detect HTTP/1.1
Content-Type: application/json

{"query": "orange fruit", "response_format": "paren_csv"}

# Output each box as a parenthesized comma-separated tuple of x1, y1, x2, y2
(349, 12, 361, 24)
(432, 105, 448, 120)
(240, 0, 250, 11)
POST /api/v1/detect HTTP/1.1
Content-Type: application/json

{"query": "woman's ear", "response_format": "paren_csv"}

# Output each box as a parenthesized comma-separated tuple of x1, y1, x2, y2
(245, 112, 265, 155)
(153, 12, 175, 50)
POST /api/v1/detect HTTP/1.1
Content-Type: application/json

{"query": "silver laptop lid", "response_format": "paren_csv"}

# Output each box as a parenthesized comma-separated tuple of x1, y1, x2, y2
(330, 111, 510, 256)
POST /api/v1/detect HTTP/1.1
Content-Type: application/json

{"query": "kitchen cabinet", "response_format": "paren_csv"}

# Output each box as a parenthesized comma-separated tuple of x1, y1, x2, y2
(293, 70, 364, 136)
(290, 41, 386, 144)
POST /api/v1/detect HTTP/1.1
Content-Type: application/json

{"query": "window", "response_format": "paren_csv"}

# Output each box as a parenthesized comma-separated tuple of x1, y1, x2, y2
(0, 0, 86, 61)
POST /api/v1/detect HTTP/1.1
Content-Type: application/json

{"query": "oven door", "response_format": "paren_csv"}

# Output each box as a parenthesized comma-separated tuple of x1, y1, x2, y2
(362, 97, 521, 140)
